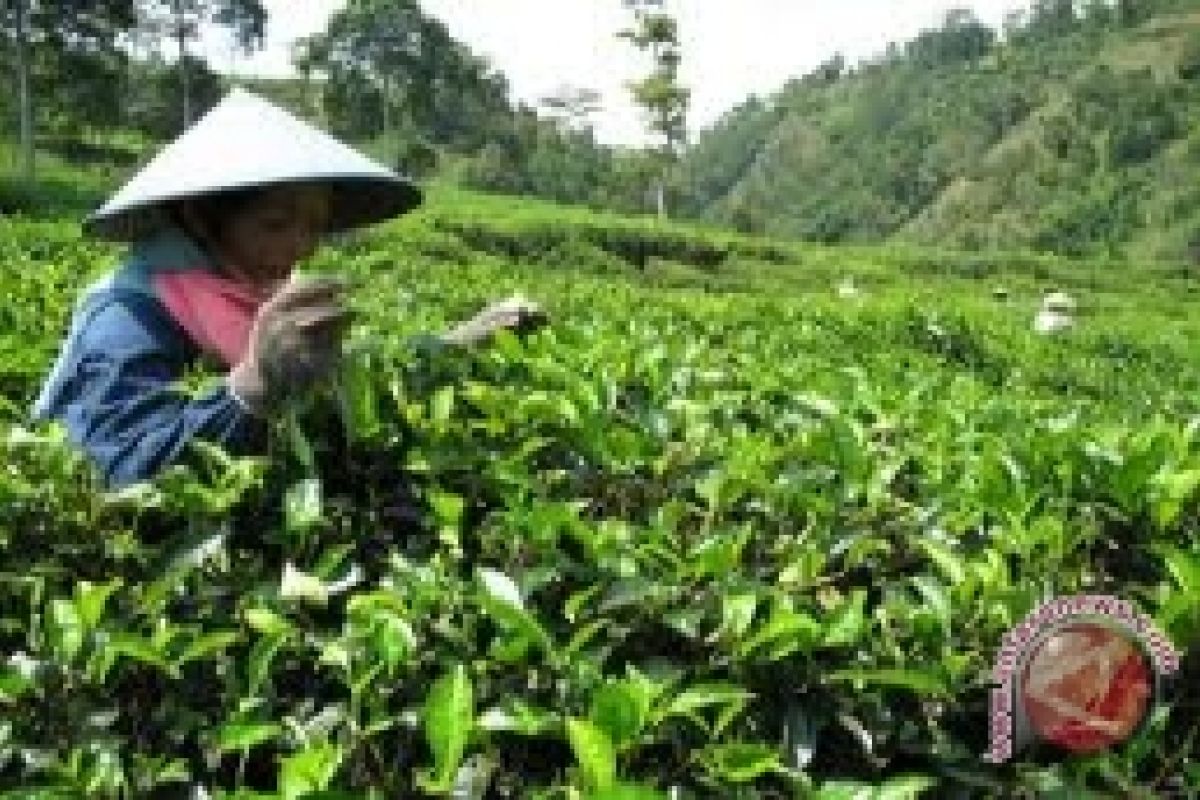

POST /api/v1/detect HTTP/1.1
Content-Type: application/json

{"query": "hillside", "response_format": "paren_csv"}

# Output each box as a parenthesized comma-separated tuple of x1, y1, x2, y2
(675, 2, 1200, 261)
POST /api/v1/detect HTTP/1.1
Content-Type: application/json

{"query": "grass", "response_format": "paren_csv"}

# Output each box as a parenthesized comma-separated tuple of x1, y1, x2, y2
(0, 138, 117, 218)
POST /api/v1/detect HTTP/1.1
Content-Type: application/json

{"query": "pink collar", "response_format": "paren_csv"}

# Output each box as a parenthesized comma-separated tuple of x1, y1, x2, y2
(152, 270, 269, 367)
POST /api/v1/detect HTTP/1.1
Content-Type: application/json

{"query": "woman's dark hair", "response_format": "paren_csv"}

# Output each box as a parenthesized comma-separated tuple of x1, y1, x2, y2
(174, 187, 266, 242)
(166, 187, 268, 265)
(168, 182, 331, 266)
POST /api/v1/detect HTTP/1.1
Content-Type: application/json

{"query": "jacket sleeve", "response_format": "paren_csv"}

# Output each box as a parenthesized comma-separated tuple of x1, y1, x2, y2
(56, 291, 266, 488)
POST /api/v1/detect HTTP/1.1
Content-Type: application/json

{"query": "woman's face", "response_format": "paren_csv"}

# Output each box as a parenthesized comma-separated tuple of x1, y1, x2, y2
(214, 185, 331, 289)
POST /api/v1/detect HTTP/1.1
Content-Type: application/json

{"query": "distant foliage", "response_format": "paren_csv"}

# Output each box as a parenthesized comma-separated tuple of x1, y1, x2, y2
(904, 9, 996, 67)
(673, 1, 1200, 259)
(1179, 32, 1200, 80)
(11, 0, 1200, 259)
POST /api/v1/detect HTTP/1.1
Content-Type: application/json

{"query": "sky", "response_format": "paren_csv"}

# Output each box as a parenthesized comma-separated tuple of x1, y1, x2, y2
(202, 0, 1032, 146)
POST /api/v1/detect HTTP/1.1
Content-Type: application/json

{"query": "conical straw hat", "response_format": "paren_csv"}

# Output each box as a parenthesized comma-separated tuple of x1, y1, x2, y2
(85, 87, 422, 240)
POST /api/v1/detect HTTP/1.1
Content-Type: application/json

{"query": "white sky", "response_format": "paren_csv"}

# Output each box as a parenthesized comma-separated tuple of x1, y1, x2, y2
(203, 0, 1031, 146)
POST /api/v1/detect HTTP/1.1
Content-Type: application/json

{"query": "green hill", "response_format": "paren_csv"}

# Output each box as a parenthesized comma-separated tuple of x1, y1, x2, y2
(675, 1, 1200, 262)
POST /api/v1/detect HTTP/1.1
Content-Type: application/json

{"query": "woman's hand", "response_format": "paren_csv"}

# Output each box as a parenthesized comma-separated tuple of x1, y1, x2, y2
(228, 275, 353, 415)
(441, 293, 549, 347)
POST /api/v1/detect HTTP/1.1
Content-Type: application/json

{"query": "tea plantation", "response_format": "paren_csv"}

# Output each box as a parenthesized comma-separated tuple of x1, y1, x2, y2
(1, 188, 1198, 798)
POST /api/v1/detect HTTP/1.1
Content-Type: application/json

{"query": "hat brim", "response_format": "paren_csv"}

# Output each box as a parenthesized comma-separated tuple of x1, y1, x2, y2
(83, 174, 423, 242)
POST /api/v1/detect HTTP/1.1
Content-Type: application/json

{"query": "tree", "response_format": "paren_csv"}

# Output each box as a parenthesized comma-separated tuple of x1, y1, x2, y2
(1116, 0, 1154, 26)
(905, 9, 995, 68)
(135, 0, 266, 129)
(1026, 0, 1078, 38)
(618, 0, 690, 219)
(538, 85, 602, 132)
(298, 0, 428, 150)
(1080, 0, 1117, 30)
(296, 0, 513, 170)
(298, 0, 441, 165)
(815, 53, 846, 84)
(1179, 32, 1200, 81)
(1001, 9, 1027, 42)
(120, 52, 223, 140)
(8, 0, 33, 184)
(1, 1, 138, 186)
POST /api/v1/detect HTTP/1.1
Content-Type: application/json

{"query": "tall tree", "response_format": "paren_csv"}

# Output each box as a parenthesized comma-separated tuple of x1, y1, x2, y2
(905, 9, 995, 68)
(1, 0, 137, 185)
(1116, 0, 1154, 26)
(618, 0, 690, 218)
(296, 0, 436, 165)
(10, 0, 32, 183)
(1026, 0, 1078, 37)
(538, 85, 603, 132)
(135, 0, 266, 129)
(295, 0, 510, 166)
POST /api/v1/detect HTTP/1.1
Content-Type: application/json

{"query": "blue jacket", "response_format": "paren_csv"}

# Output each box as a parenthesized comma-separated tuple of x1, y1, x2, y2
(32, 228, 265, 488)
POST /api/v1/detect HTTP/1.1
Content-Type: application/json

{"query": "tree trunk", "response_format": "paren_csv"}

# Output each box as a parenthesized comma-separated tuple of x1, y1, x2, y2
(15, 0, 35, 186)
(655, 179, 666, 219)
(381, 73, 394, 167)
(174, 0, 191, 128)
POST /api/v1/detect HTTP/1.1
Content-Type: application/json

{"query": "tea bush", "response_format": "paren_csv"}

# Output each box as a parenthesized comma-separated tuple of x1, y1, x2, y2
(1, 192, 1198, 798)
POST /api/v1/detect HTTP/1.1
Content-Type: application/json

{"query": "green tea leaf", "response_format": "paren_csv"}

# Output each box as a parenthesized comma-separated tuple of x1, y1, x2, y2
(282, 409, 318, 476)
(915, 540, 966, 587)
(104, 632, 174, 673)
(284, 478, 324, 534)
(214, 721, 281, 755)
(664, 684, 753, 719)
(698, 742, 782, 783)
(175, 630, 240, 666)
(248, 631, 289, 696)
(589, 783, 668, 800)
(432, 385, 456, 423)
(1152, 469, 1200, 529)
(590, 680, 652, 750)
(689, 527, 750, 577)
(1161, 547, 1200, 594)
(909, 577, 951, 637)
(782, 701, 818, 770)
(279, 741, 343, 800)
(874, 774, 937, 799)
(477, 568, 552, 652)
(337, 346, 381, 441)
(566, 717, 616, 792)
(73, 580, 120, 631)
(822, 589, 867, 647)
(0, 665, 33, 703)
(423, 664, 474, 790)
(719, 592, 758, 640)
(47, 597, 83, 663)
(244, 607, 294, 637)
(738, 606, 821, 660)
(826, 668, 949, 697)
(815, 781, 874, 800)
(370, 611, 415, 669)
(563, 618, 609, 658)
